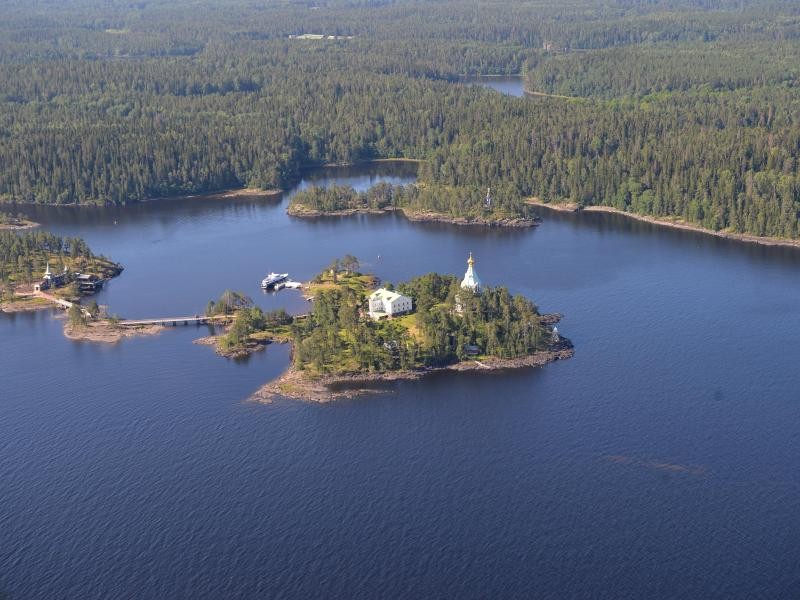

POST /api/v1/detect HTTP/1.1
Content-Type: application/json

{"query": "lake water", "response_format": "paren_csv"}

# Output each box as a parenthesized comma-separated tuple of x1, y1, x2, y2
(2, 163, 800, 599)
(466, 75, 526, 97)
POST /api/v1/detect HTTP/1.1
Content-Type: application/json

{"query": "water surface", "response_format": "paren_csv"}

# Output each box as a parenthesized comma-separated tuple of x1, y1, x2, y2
(2, 163, 800, 599)
(465, 75, 526, 97)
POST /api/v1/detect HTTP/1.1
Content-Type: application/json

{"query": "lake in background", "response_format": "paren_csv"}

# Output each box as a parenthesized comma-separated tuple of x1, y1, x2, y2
(465, 75, 526, 97)
(2, 163, 800, 599)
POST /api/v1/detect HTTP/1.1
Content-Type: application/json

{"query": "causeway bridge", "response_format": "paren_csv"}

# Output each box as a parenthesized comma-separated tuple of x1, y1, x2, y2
(33, 291, 225, 326)
(119, 313, 308, 327)
(31, 291, 307, 327)
(117, 315, 226, 327)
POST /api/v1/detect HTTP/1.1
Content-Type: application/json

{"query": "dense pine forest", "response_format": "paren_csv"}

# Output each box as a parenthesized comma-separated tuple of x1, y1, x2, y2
(1, 0, 800, 237)
(291, 269, 549, 375)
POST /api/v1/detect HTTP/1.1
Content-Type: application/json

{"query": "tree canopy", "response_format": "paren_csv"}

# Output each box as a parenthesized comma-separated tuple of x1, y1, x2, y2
(1, 0, 799, 237)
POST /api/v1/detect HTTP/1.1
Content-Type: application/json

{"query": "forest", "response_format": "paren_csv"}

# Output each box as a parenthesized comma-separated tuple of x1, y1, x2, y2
(290, 265, 549, 375)
(0, 231, 120, 287)
(1, 0, 799, 237)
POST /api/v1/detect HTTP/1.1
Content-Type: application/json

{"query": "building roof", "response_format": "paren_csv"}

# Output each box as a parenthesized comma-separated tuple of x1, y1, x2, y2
(460, 252, 482, 291)
(369, 288, 408, 303)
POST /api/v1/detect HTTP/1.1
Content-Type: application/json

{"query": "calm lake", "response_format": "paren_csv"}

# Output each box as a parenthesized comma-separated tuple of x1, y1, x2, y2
(466, 75, 526, 97)
(2, 163, 800, 599)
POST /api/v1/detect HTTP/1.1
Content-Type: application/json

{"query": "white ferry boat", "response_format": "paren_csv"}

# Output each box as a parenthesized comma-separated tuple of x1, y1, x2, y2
(261, 272, 289, 288)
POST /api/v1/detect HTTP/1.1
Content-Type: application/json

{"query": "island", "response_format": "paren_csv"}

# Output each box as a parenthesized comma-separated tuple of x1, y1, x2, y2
(0, 211, 38, 231)
(287, 182, 539, 228)
(202, 253, 572, 401)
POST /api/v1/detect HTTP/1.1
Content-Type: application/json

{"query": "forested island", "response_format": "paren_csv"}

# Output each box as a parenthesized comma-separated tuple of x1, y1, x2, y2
(1, 0, 799, 241)
(201, 259, 572, 401)
(288, 183, 537, 227)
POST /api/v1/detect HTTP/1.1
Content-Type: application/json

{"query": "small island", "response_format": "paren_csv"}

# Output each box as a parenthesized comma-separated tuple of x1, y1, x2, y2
(204, 253, 572, 401)
(0, 211, 38, 231)
(288, 182, 539, 228)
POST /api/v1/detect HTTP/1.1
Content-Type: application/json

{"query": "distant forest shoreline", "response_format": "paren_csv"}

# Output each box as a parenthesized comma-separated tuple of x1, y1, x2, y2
(527, 200, 800, 250)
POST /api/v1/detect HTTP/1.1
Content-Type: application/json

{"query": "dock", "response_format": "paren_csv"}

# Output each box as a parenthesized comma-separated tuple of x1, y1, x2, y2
(271, 280, 303, 291)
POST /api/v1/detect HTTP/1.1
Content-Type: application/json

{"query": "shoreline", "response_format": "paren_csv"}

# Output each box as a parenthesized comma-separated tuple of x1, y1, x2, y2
(523, 89, 579, 100)
(145, 187, 283, 203)
(64, 320, 163, 343)
(0, 220, 39, 231)
(193, 331, 274, 359)
(318, 157, 424, 168)
(253, 340, 574, 403)
(0, 295, 53, 313)
(526, 199, 800, 249)
(1, 187, 284, 209)
(288, 205, 539, 228)
(0, 158, 419, 208)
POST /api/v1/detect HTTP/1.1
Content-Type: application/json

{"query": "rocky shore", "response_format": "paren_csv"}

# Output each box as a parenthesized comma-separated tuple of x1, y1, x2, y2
(64, 321, 163, 343)
(0, 296, 52, 313)
(0, 219, 39, 231)
(403, 210, 539, 228)
(253, 339, 574, 403)
(526, 198, 800, 249)
(147, 187, 282, 203)
(193, 333, 271, 359)
(288, 204, 539, 228)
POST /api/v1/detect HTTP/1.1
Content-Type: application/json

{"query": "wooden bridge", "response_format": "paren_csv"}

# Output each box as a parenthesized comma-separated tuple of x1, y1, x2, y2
(32, 292, 225, 326)
(35, 291, 93, 317)
(31, 290, 306, 327)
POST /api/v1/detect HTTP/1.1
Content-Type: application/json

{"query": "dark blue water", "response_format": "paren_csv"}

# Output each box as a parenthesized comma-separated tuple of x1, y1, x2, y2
(466, 75, 526, 97)
(2, 164, 800, 599)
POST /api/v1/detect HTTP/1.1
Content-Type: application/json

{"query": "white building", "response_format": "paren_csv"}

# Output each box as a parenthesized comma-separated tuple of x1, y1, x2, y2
(460, 252, 482, 293)
(368, 288, 413, 319)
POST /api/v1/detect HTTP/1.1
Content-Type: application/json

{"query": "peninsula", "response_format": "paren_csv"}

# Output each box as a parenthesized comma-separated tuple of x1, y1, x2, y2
(288, 182, 539, 228)
(526, 199, 800, 250)
(204, 254, 572, 401)
(0, 231, 123, 313)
